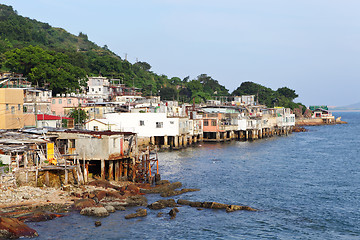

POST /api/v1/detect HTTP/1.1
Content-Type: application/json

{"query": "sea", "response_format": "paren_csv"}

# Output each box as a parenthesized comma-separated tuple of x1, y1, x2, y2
(28, 112, 360, 240)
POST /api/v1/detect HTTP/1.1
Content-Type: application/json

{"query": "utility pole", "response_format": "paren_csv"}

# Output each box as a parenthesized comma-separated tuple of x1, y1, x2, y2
(34, 92, 38, 128)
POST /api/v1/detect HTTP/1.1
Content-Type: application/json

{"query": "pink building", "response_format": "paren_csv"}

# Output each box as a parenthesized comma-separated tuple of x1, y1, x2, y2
(51, 96, 87, 116)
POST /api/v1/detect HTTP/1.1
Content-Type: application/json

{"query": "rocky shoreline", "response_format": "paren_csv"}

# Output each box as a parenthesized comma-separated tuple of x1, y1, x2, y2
(0, 179, 257, 238)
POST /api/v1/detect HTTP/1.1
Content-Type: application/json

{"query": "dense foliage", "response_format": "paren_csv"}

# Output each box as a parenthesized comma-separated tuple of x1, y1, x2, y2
(69, 107, 88, 127)
(231, 82, 305, 109)
(0, 4, 304, 109)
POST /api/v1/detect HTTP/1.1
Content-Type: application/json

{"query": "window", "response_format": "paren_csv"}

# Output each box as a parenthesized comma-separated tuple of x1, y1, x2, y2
(59, 99, 62, 104)
(18, 104, 20, 111)
(139, 120, 145, 126)
(92, 88, 94, 92)
(52, 99, 55, 104)
(96, 108, 100, 114)
(99, 88, 101, 91)
(170, 121, 174, 124)
(6, 104, 9, 111)
(11, 106, 15, 114)
(156, 122, 163, 128)
(204, 120, 209, 126)
(93, 126, 99, 131)
(67, 99, 72, 104)
(211, 120, 217, 126)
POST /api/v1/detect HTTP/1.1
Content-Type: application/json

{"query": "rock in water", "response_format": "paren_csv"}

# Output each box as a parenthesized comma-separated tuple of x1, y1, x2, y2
(0, 217, 39, 239)
(226, 205, 257, 212)
(169, 208, 179, 219)
(148, 199, 177, 210)
(80, 207, 110, 217)
(124, 209, 147, 219)
(95, 221, 102, 227)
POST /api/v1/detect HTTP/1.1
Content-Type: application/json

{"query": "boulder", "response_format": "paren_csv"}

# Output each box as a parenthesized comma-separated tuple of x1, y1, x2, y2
(95, 190, 124, 202)
(102, 201, 126, 211)
(176, 199, 257, 212)
(125, 195, 148, 207)
(226, 205, 257, 212)
(73, 198, 98, 210)
(160, 188, 200, 197)
(95, 221, 102, 227)
(0, 217, 38, 239)
(209, 202, 229, 209)
(124, 208, 147, 219)
(177, 199, 192, 205)
(87, 180, 122, 190)
(140, 182, 182, 194)
(126, 184, 140, 194)
(104, 205, 116, 213)
(148, 199, 177, 210)
(169, 207, 179, 219)
(189, 202, 202, 208)
(80, 207, 110, 217)
(155, 180, 169, 185)
(18, 212, 64, 222)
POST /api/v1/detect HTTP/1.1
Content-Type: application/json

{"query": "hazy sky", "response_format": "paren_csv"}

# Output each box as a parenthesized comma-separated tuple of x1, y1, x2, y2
(2, 0, 360, 106)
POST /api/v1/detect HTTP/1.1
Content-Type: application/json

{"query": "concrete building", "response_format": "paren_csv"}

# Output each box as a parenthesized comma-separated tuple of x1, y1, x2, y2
(87, 76, 110, 101)
(36, 114, 73, 128)
(85, 119, 118, 131)
(0, 89, 24, 129)
(51, 95, 87, 116)
(24, 88, 52, 115)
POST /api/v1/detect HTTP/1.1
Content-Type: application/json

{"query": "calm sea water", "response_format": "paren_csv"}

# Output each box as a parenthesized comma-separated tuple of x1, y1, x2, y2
(29, 112, 360, 240)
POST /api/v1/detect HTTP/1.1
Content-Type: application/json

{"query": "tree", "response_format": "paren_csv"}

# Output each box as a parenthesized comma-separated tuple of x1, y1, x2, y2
(4, 45, 87, 94)
(159, 87, 178, 101)
(276, 87, 298, 100)
(69, 107, 88, 128)
(134, 61, 151, 71)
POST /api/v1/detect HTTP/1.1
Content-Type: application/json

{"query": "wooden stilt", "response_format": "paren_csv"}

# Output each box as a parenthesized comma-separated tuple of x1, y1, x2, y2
(109, 160, 114, 181)
(101, 159, 105, 180)
(45, 171, 49, 186)
(115, 160, 119, 181)
(119, 161, 123, 178)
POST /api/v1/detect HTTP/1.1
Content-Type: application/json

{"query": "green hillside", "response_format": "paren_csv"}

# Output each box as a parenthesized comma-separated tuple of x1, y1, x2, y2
(0, 4, 303, 109)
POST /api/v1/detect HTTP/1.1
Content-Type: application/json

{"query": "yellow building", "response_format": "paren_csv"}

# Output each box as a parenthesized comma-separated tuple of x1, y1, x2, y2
(0, 89, 25, 129)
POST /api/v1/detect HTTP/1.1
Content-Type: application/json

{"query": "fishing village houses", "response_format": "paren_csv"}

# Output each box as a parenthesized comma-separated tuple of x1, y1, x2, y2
(0, 73, 300, 189)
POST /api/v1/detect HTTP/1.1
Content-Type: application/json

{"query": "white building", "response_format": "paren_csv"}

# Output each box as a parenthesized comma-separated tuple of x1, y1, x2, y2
(105, 113, 179, 137)
(87, 76, 110, 101)
(85, 119, 118, 131)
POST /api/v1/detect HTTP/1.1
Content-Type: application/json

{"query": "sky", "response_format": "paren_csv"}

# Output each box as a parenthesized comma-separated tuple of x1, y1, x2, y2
(2, 0, 360, 106)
